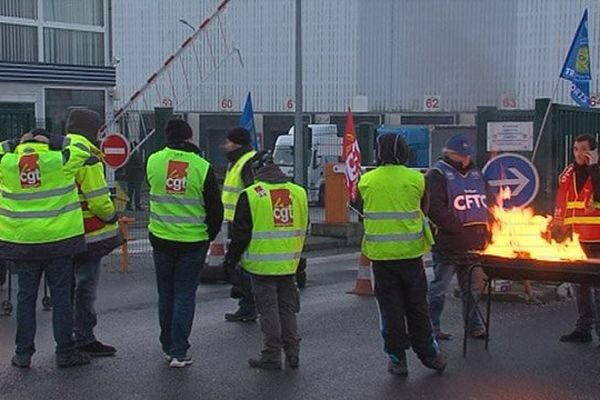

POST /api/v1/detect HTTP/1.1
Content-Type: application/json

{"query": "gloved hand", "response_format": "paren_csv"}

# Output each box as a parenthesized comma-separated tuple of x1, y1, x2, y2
(548, 220, 571, 243)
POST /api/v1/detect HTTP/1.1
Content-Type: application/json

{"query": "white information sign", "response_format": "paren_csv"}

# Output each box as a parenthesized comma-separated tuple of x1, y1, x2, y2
(486, 121, 534, 152)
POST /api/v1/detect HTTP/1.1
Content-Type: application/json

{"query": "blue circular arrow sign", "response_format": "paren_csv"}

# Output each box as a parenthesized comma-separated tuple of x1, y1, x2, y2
(482, 153, 540, 208)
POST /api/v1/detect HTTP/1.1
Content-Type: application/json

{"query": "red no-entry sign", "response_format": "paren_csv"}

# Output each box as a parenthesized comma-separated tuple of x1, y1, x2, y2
(100, 133, 130, 169)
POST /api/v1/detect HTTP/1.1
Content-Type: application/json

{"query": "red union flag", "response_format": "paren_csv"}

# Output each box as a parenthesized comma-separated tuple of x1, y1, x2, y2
(342, 107, 361, 202)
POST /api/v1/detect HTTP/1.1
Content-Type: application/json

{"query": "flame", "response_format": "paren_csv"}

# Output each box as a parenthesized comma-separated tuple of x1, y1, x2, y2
(482, 187, 587, 261)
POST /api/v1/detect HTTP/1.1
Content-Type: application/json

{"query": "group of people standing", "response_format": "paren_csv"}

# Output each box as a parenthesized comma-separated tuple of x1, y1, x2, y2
(360, 131, 600, 376)
(1, 112, 598, 376)
(0, 115, 308, 371)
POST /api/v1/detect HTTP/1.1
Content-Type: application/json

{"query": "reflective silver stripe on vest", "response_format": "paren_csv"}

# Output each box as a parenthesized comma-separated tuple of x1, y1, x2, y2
(224, 204, 236, 211)
(73, 142, 89, 153)
(364, 232, 424, 242)
(82, 187, 110, 200)
(85, 227, 119, 243)
(252, 230, 304, 239)
(0, 201, 81, 219)
(1, 184, 76, 200)
(243, 252, 301, 262)
(364, 211, 420, 220)
(223, 185, 241, 194)
(150, 213, 203, 224)
(150, 194, 204, 207)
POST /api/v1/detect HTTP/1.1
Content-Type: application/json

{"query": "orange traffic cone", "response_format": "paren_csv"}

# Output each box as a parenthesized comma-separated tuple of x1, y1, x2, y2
(347, 253, 374, 296)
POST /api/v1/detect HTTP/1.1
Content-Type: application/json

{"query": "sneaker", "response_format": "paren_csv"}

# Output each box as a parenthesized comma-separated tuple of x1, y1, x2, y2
(76, 340, 116, 357)
(285, 355, 299, 369)
(387, 352, 408, 376)
(387, 359, 408, 376)
(248, 357, 282, 370)
(169, 356, 193, 368)
(434, 330, 453, 341)
(56, 350, 91, 368)
(420, 353, 447, 374)
(469, 328, 487, 340)
(11, 354, 31, 368)
(224, 310, 257, 322)
(560, 330, 593, 343)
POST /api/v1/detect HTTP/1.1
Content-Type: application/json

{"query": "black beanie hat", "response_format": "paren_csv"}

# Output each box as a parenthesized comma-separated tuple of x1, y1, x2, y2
(226, 127, 251, 146)
(65, 108, 103, 142)
(165, 118, 193, 144)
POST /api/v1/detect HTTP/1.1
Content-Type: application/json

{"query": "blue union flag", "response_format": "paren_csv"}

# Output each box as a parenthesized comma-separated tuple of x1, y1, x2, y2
(560, 9, 591, 108)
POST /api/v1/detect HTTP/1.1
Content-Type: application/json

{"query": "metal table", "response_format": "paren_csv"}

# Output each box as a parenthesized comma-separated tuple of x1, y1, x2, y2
(463, 255, 600, 357)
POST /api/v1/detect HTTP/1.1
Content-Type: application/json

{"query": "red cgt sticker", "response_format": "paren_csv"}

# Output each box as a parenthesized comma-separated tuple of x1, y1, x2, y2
(166, 160, 188, 194)
(19, 154, 41, 188)
(270, 189, 294, 227)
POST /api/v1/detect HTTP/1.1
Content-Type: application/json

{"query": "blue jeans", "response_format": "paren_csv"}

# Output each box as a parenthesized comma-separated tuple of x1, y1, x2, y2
(153, 244, 209, 358)
(15, 257, 75, 356)
(427, 255, 485, 333)
(73, 256, 102, 346)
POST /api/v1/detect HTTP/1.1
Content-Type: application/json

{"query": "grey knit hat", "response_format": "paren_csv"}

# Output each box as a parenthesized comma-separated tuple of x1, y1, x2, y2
(65, 108, 103, 142)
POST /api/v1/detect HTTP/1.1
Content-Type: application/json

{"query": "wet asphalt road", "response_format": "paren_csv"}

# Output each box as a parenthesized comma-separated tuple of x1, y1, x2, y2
(0, 249, 599, 400)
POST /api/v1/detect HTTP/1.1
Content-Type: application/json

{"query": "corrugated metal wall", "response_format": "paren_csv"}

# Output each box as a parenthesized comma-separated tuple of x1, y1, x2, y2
(357, 0, 517, 112)
(113, 0, 599, 114)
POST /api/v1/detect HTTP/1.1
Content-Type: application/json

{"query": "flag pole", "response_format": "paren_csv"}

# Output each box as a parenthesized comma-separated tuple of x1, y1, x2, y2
(531, 79, 561, 163)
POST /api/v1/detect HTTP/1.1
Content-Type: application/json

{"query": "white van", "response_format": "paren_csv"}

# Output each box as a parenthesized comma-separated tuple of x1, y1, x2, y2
(272, 124, 341, 205)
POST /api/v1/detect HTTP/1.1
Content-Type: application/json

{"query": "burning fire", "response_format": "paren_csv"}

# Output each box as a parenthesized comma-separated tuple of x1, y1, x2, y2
(482, 187, 588, 261)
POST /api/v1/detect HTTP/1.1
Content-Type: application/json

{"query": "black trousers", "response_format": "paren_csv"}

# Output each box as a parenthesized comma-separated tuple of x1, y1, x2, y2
(372, 258, 438, 360)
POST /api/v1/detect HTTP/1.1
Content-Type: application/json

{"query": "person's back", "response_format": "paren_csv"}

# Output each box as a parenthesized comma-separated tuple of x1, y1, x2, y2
(0, 135, 86, 259)
(360, 164, 432, 261)
(147, 118, 223, 368)
(223, 152, 308, 370)
(358, 133, 446, 376)
(0, 130, 91, 369)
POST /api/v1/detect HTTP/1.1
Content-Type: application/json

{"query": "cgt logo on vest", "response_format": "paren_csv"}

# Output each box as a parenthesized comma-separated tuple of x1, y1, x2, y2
(453, 194, 487, 211)
(165, 160, 189, 194)
(19, 154, 42, 188)
(270, 189, 294, 227)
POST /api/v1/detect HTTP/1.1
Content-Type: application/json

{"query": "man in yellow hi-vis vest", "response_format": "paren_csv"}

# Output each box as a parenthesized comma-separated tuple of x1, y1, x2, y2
(0, 129, 91, 369)
(359, 133, 447, 376)
(221, 127, 257, 322)
(147, 119, 223, 368)
(65, 108, 122, 358)
(223, 151, 308, 370)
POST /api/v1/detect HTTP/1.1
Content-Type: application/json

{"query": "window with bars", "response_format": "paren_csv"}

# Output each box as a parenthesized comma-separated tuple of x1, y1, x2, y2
(44, 27, 104, 66)
(0, 0, 36, 19)
(0, 23, 38, 62)
(44, 0, 104, 26)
